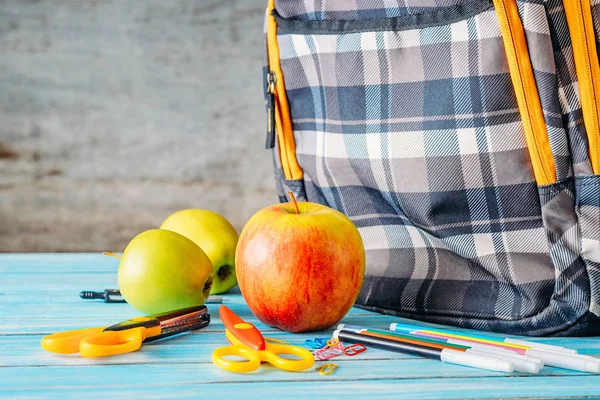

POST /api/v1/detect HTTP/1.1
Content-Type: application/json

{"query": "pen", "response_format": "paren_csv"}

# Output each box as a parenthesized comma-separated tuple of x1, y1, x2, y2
(387, 323, 600, 373)
(389, 322, 577, 354)
(333, 330, 514, 373)
(80, 290, 223, 304)
(337, 325, 540, 373)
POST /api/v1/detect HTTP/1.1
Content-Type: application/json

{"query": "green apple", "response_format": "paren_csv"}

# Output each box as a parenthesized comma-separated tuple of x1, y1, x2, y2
(160, 209, 239, 294)
(117, 229, 214, 314)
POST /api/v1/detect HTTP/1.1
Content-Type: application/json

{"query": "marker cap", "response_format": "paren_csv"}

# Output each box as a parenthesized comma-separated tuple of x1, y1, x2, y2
(446, 338, 543, 367)
(466, 349, 540, 373)
(525, 349, 600, 373)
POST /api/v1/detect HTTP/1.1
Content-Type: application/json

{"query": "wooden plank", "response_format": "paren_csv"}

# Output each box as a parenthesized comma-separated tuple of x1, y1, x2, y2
(3, 375, 600, 400)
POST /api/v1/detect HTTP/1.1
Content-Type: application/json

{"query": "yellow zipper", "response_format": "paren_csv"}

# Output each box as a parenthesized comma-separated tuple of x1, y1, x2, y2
(564, 0, 600, 174)
(493, 0, 557, 185)
(266, 0, 303, 181)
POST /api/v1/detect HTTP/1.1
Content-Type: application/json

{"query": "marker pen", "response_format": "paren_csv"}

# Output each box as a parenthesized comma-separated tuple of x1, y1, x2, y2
(337, 325, 540, 373)
(333, 330, 514, 373)
(389, 322, 577, 354)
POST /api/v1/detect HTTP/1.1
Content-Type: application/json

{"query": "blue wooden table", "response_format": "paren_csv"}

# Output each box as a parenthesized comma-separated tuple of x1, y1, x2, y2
(3, 253, 600, 399)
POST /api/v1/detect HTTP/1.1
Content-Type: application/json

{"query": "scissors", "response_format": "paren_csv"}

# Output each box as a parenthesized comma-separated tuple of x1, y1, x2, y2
(211, 305, 314, 373)
(41, 305, 210, 358)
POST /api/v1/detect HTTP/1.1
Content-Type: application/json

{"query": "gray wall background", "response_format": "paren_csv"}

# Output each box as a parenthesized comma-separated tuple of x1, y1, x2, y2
(0, 0, 276, 252)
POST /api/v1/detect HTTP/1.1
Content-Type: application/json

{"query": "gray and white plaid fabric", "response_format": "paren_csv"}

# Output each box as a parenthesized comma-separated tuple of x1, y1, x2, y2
(277, 0, 483, 21)
(268, 0, 600, 335)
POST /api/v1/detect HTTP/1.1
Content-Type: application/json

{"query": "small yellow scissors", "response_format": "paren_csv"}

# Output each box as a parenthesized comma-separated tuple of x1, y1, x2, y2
(212, 305, 314, 373)
(41, 305, 210, 357)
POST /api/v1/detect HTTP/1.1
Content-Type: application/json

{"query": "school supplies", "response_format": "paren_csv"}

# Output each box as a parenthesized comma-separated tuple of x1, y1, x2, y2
(41, 305, 210, 357)
(79, 289, 125, 303)
(388, 322, 600, 373)
(305, 338, 328, 349)
(211, 305, 314, 373)
(313, 342, 345, 361)
(343, 344, 366, 357)
(443, 336, 600, 373)
(338, 325, 540, 373)
(312, 338, 366, 360)
(334, 330, 514, 373)
(79, 289, 223, 304)
(389, 323, 576, 354)
(340, 323, 600, 373)
(315, 364, 337, 375)
(316, 363, 338, 375)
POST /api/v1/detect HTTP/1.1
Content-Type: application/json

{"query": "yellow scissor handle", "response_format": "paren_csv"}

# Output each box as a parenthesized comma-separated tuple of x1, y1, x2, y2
(79, 327, 148, 358)
(262, 343, 315, 372)
(41, 327, 106, 354)
(212, 344, 262, 373)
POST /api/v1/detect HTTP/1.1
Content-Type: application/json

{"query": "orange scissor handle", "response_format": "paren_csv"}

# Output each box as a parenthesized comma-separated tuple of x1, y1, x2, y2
(79, 327, 149, 358)
(41, 327, 107, 354)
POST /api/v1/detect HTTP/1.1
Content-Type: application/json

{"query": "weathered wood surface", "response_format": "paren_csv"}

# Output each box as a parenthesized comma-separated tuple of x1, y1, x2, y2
(0, 0, 275, 252)
(2, 253, 600, 399)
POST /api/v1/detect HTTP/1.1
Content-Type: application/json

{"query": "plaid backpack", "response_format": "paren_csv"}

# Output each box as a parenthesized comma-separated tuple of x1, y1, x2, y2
(263, 0, 600, 336)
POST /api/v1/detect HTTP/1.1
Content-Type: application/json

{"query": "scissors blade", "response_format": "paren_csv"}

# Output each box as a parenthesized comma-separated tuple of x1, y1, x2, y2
(154, 304, 209, 322)
(219, 305, 265, 351)
(104, 305, 210, 343)
(147, 312, 211, 342)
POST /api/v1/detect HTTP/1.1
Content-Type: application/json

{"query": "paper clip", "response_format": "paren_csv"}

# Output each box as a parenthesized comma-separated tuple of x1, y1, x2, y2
(316, 363, 338, 375)
(264, 337, 288, 344)
(326, 337, 340, 347)
(343, 343, 367, 356)
(305, 338, 328, 349)
(314, 347, 342, 361)
(314, 341, 345, 361)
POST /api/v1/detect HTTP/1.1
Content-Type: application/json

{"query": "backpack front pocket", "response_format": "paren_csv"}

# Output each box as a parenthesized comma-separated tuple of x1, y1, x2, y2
(267, 0, 587, 332)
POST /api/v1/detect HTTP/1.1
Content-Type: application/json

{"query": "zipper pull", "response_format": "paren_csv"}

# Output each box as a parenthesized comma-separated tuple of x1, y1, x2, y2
(265, 71, 276, 149)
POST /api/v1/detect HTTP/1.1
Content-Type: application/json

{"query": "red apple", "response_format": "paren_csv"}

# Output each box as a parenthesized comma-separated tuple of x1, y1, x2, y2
(236, 197, 365, 333)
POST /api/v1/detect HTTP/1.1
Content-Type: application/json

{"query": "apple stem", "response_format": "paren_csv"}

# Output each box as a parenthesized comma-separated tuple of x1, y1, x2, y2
(103, 251, 122, 259)
(288, 191, 300, 214)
